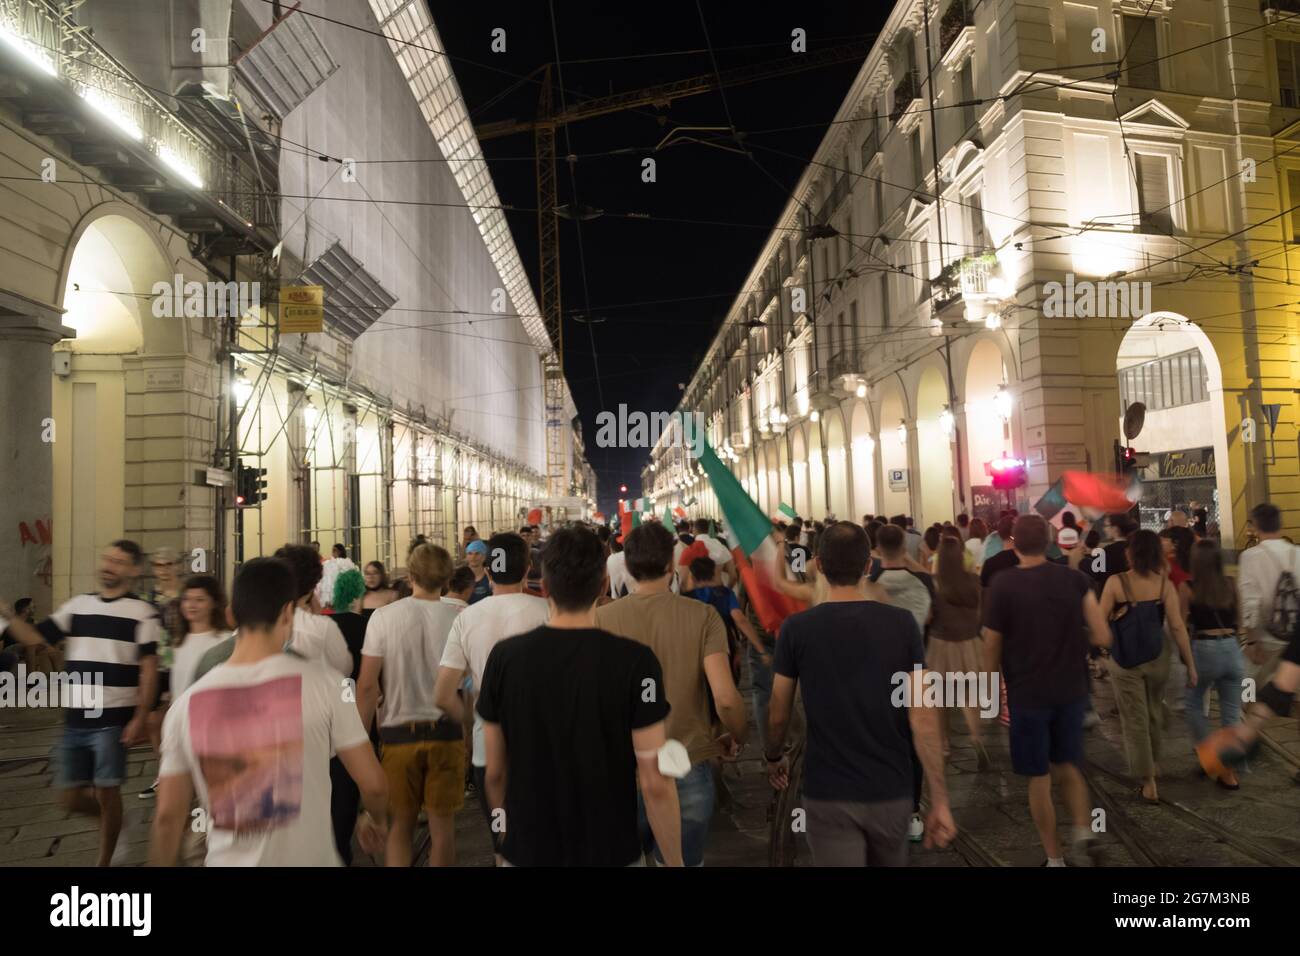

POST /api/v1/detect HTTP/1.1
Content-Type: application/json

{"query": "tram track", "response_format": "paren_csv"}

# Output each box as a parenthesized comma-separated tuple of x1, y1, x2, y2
(1083, 760, 1293, 867)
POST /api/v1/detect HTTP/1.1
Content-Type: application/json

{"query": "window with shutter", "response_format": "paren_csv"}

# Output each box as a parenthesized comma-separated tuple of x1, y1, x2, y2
(1136, 153, 1173, 234)
(1123, 15, 1160, 90)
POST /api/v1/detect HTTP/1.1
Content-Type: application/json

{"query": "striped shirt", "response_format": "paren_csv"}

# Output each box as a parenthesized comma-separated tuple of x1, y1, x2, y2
(38, 593, 159, 728)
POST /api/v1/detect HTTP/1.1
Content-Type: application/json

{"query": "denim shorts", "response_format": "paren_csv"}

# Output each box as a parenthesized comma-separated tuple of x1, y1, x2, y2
(637, 760, 715, 867)
(55, 725, 127, 789)
(1008, 697, 1087, 777)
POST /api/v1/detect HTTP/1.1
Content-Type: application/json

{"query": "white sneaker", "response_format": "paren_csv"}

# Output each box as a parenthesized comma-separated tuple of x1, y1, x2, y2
(908, 813, 924, 843)
(138, 779, 158, 799)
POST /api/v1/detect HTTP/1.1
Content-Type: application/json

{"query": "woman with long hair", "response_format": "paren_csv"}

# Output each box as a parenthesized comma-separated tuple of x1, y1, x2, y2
(1099, 530, 1197, 802)
(1180, 539, 1246, 789)
(362, 561, 398, 610)
(927, 537, 990, 768)
(168, 575, 231, 700)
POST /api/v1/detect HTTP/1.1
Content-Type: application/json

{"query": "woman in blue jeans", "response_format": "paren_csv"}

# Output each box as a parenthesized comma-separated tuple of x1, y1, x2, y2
(1179, 540, 1246, 790)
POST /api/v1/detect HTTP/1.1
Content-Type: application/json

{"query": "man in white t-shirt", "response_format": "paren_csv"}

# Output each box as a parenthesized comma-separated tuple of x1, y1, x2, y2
(274, 544, 353, 679)
(692, 519, 735, 583)
(357, 543, 464, 867)
(149, 557, 388, 866)
(1239, 502, 1300, 681)
(607, 538, 633, 599)
(434, 532, 548, 864)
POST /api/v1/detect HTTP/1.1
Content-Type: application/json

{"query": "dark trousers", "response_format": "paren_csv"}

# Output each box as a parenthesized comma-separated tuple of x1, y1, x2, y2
(330, 756, 360, 866)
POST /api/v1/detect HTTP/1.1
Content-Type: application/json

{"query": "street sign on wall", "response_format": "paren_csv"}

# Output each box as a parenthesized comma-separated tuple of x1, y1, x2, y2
(280, 285, 324, 333)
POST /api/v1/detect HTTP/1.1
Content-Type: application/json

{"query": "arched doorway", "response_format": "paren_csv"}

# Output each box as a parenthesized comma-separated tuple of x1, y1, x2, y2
(878, 384, 909, 517)
(850, 401, 876, 520)
(53, 212, 174, 599)
(964, 339, 1011, 526)
(1116, 313, 1232, 537)
(825, 408, 850, 520)
(917, 366, 955, 526)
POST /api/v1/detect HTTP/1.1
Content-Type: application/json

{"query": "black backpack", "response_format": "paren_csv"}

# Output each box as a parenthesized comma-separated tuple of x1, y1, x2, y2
(1109, 572, 1166, 669)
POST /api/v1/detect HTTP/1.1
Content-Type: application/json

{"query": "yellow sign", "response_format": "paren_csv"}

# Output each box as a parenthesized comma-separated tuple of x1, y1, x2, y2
(279, 285, 323, 334)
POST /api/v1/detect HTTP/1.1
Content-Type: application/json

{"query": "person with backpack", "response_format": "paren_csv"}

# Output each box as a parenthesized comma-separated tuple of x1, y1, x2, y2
(1237, 502, 1300, 682)
(684, 556, 764, 688)
(1179, 539, 1246, 789)
(1098, 530, 1198, 803)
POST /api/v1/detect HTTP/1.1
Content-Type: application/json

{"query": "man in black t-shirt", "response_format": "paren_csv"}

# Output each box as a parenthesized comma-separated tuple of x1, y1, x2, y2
(476, 526, 682, 866)
(766, 523, 955, 866)
(982, 515, 1112, 867)
(980, 516, 1019, 588)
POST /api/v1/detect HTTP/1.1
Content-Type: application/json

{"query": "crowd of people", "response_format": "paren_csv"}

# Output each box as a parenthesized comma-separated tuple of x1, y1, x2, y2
(0, 498, 1296, 868)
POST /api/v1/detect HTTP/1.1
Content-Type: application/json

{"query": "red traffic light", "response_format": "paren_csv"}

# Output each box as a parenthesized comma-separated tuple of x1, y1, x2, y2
(986, 454, 1027, 490)
(619, 484, 628, 493)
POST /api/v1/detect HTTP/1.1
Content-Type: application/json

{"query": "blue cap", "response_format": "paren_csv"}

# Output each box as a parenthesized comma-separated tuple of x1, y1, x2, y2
(466, 540, 488, 555)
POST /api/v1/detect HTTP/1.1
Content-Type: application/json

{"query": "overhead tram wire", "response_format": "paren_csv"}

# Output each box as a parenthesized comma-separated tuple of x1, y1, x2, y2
(547, 0, 606, 412)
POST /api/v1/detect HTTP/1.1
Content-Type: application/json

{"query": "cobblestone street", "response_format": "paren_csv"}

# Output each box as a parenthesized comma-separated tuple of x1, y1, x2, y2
(5, 651, 1297, 868)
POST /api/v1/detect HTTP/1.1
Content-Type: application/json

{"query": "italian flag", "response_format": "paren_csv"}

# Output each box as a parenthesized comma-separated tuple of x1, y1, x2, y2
(672, 505, 687, 520)
(690, 424, 806, 633)
(777, 502, 797, 521)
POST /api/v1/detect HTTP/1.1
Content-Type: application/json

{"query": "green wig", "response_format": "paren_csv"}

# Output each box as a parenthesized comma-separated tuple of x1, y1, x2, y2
(333, 568, 366, 611)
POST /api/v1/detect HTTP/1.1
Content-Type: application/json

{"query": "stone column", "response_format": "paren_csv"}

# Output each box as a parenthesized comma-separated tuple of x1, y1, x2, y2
(0, 290, 75, 615)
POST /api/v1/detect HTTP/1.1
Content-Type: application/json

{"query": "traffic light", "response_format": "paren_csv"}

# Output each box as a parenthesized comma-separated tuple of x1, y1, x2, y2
(1120, 445, 1137, 474)
(986, 454, 1027, 490)
(235, 462, 268, 507)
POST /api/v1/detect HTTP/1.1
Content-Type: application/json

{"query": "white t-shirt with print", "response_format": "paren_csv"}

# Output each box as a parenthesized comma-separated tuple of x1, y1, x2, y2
(160, 652, 368, 867)
(361, 597, 460, 727)
(439, 592, 549, 767)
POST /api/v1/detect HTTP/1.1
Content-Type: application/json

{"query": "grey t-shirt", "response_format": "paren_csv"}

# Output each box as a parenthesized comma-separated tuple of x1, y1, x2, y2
(869, 567, 935, 635)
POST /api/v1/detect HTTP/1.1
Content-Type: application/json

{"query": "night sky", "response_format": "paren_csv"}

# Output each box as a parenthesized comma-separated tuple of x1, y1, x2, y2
(430, 2, 884, 515)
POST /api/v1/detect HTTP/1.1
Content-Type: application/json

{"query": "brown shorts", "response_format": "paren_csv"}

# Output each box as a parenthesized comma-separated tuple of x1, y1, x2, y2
(381, 739, 466, 819)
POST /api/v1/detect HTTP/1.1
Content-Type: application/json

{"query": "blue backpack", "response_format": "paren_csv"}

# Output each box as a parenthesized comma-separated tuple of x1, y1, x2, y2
(1110, 572, 1166, 669)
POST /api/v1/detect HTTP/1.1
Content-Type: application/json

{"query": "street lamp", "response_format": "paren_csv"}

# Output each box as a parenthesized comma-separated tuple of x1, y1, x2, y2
(939, 404, 955, 440)
(993, 384, 1013, 424)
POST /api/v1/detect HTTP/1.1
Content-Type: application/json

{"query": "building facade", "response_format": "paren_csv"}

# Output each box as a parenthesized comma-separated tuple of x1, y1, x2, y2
(648, 0, 1299, 545)
(0, 0, 591, 612)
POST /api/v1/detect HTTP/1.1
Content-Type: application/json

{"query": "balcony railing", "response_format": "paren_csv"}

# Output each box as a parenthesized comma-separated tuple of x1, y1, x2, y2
(828, 348, 866, 381)
(1263, 0, 1300, 21)
(891, 72, 919, 124)
(940, 0, 975, 59)
(0, 0, 275, 232)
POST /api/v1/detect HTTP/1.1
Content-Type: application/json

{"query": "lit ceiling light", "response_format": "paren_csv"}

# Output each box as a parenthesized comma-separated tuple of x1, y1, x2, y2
(855, 382, 867, 399)
(939, 404, 955, 438)
(810, 409, 820, 422)
(303, 396, 319, 433)
(897, 421, 908, 445)
(81, 88, 143, 141)
(985, 312, 1002, 330)
(232, 371, 253, 410)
